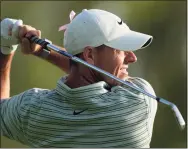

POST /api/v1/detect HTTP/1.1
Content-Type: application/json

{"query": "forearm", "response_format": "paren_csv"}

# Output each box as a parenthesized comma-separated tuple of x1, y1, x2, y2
(0, 52, 14, 99)
(33, 46, 70, 74)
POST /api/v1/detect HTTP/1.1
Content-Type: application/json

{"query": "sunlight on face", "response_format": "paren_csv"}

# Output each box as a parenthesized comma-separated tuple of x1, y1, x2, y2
(94, 45, 137, 86)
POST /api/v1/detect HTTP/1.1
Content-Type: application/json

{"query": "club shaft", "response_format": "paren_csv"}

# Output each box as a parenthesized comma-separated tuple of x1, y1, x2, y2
(48, 44, 157, 98)
(48, 44, 163, 101)
(29, 36, 186, 130)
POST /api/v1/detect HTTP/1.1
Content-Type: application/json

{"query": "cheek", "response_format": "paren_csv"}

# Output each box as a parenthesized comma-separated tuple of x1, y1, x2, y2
(94, 55, 112, 71)
(94, 50, 125, 74)
(95, 56, 109, 69)
(113, 56, 124, 73)
(99, 55, 124, 74)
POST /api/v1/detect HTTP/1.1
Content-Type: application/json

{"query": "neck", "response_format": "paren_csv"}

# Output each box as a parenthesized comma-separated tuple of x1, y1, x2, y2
(64, 66, 102, 89)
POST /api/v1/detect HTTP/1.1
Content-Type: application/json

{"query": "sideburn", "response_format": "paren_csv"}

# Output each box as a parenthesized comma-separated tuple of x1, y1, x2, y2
(69, 45, 109, 84)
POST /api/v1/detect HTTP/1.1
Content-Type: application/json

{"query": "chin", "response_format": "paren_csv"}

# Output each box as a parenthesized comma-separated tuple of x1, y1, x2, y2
(103, 73, 129, 87)
(118, 74, 129, 80)
(107, 79, 124, 87)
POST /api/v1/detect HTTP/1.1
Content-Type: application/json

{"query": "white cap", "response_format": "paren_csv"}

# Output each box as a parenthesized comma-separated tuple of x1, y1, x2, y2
(64, 9, 153, 55)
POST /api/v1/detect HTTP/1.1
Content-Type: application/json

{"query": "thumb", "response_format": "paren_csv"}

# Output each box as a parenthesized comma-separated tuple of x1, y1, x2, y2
(20, 38, 32, 54)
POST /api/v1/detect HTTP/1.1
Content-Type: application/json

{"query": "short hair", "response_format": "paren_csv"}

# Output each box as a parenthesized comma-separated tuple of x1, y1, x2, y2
(69, 44, 106, 67)
(69, 53, 83, 67)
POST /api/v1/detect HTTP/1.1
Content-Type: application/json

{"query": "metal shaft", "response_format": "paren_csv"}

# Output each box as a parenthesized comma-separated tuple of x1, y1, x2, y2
(29, 35, 186, 130)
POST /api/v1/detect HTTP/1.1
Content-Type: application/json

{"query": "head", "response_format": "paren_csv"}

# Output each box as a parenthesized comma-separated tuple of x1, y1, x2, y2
(63, 9, 153, 86)
(69, 44, 137, 86)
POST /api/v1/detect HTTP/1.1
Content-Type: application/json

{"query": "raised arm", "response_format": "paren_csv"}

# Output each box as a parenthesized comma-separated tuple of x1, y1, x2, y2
(19, 25, 70, 74)
(1, 20, 70, 99)
(0, 52, 15, 99)
(32, 45, 70, 73)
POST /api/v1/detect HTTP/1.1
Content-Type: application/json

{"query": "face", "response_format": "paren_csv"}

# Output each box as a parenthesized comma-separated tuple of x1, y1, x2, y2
(91, 45, 137, 86)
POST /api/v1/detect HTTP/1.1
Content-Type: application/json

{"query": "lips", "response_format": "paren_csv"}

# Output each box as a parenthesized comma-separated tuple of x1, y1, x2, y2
(120, 66, 128, 75)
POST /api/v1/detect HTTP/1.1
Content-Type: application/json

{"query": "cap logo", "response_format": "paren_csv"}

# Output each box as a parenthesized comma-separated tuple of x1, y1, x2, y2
(117, 19, 123, 25)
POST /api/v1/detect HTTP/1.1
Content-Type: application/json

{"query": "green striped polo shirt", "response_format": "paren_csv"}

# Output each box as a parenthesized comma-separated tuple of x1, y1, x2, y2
(1, 77, 157, 148)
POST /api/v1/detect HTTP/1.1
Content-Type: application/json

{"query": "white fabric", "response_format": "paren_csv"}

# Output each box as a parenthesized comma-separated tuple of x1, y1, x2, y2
(1, 18, 23, 55)
(1, 77, 157, 147)
(63, 9, 153, 55)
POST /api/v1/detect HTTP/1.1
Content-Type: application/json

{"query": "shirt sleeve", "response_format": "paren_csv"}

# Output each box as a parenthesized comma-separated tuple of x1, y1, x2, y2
(129, 77, 158, 110)
(109, 77, 158, 147)
(1, 88, 50, 145)
(129, 77, 158, 136)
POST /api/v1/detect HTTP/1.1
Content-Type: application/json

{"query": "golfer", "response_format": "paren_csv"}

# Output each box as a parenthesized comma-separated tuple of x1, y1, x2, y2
(1, 9, 157, 148)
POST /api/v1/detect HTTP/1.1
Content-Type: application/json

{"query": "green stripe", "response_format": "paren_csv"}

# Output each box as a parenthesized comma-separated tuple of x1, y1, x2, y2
(1, 77, 157, 147)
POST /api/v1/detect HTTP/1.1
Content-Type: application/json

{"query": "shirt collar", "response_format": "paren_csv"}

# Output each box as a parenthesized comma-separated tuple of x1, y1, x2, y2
(55, 76, 110, 103)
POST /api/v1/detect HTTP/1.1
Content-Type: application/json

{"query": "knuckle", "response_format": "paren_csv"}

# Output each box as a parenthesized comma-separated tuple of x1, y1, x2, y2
(28, 30, 39, 37)
(36, 30, 41, 37)
(19, 25, 29, 37)
(19, 25, 41, 43)
(21, 25, 35, 33)
(22, 25, 28, 31)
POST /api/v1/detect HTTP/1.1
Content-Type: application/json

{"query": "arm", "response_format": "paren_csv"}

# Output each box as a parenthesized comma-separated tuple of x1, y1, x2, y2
(0, 22, 70, 99)
(1, 87, 50, 145)
(0, 51, 15, 99)
(19, 25, 70, 74)
(33, 45, 70, 73)
(0, 23, 70, 100)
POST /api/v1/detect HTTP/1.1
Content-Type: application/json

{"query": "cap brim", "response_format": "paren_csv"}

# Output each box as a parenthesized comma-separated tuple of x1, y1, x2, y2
(104, 30, 153, 51)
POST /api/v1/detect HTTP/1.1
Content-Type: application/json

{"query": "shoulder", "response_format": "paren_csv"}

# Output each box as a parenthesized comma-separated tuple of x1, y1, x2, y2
(13, 88, 59, 121)
(107, 77, 158, 108)
(128, 77, 156, 96)
(128, 77, 158, 116)
(19, 88, 58, 106)
(110, 77, 156, 98)
(17, 88, 51, 103)
(2, 88, 57, 111)
(23, 88, 51, 98)
(103, 77, 154, 104)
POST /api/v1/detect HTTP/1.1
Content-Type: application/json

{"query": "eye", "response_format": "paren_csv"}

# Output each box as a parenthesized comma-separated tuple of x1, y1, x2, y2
(115, 50, 125, 57)
(115, 50, 121, 54)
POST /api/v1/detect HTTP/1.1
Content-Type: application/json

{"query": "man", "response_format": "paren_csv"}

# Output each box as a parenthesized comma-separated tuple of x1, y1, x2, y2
(1, 9, 157, 147)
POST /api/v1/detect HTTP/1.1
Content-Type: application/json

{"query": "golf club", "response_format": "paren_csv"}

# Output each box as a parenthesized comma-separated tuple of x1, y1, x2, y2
(28, 35, 186, 130)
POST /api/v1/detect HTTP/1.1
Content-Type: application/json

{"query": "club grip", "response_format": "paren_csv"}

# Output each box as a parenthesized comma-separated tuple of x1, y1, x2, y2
(28, 35, 51, 49)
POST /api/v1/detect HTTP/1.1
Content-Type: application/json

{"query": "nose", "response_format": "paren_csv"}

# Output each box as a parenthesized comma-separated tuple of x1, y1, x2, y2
(124, 51, 137, 64)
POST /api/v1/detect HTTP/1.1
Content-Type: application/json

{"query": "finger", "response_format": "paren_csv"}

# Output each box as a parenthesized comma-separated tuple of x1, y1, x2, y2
(20, 38, 32, 54)
(31, 43, 42, 54)
(29, 30, 42, 52)
(18, 25, 36, 41)
(25, 29, 41, 42)
(19, 26, 42, 54)
(37, 30, 41, 38)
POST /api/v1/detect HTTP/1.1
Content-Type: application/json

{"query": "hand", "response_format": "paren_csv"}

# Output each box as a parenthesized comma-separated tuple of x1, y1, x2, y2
(1, 18, 23, 55)
(18, 25, 42, 55)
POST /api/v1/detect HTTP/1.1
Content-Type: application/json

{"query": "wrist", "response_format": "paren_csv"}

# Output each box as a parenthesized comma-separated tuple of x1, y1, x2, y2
(32, 47, 43, 56)
(33, 47, 50, 59)
(0, 51, 15, 71)
(32, 38, 52, 59)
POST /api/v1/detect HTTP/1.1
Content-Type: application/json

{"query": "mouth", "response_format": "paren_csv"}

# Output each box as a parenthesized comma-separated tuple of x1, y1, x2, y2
(120, 66, 129, 75)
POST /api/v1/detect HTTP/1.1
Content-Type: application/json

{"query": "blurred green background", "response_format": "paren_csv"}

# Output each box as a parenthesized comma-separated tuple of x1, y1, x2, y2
(1, 1, 187, 148)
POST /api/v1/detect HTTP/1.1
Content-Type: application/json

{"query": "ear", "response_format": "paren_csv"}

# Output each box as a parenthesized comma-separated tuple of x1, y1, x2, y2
(82, 46, 95, 65)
